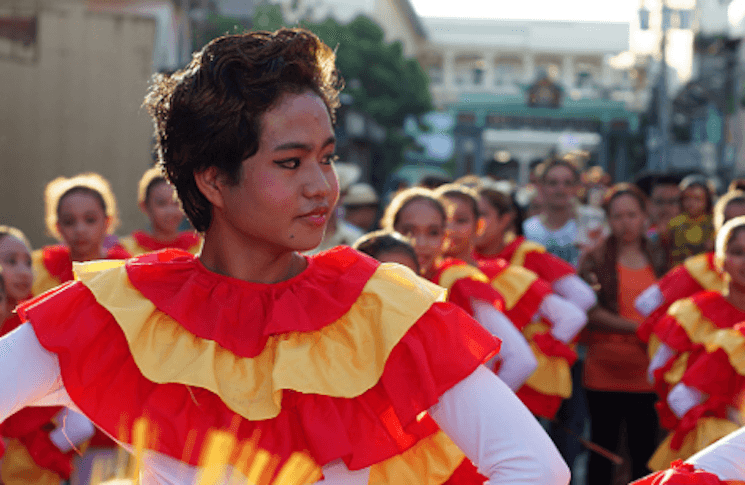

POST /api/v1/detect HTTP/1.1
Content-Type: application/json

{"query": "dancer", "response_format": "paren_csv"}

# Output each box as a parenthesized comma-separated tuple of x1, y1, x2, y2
(381, 187, 538, 392)
(0, 29, 568, 484)
(32, 173, 130, 295)
(637, 190, 745, 383)
(119, 167, 201, 256)
(0, 226, 94, 485)
(646, 216, 745, 470)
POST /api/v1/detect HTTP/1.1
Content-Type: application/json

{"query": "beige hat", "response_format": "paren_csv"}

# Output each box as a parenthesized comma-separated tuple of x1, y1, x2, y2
(345, 183, 379, 206)
(335, 162, 361, 193)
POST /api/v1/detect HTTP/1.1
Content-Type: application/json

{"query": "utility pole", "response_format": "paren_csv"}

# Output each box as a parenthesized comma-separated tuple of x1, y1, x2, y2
(658, 1, 671, 172)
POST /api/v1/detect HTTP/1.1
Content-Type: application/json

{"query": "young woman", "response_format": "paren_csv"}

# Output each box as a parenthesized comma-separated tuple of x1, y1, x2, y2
(32, 173, 130, 296)
(473, 185, 596, 314)
(381, 187, 538, 392)
(666, 176, 715, 267)
(119, 167, 201, 256)
(646, 216, 745, 471)
(636, 190, 745, 383)
(352, 230, 419, 274)
(0, 29, 568, 484)
(0, 226, 94, 485)
(577, 183, 669, 482)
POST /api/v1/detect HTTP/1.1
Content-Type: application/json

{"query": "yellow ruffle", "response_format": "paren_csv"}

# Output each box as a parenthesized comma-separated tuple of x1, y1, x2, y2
(0, 439, 62, 485)
(664, 353, 690, 387)
(705, 328, 745, 376)
(31, 249, 61, 296)
(118, 236, 202, 257)
(73, 260, 446, 421)
(647, 418, 740, 471)
(510, 240, 545, 268)
(521, 321, 572, 398)
(648, 335, 661, 361)
(668, 298, 720, 347)
(438, 264, 489, 291)
(368, 430, 466, 485)
(683, 253, 726, 293)
(489, 265, 539, 311)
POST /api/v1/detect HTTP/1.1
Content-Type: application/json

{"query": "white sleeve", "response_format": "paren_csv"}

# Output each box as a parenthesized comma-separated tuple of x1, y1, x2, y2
(687, 426, 745, 481)
(472, 301, 538, 391)
(635, 284, 664, 318)
(552, 275, 596, 313)
(49, 408, 96, 452)
(0, 322, 65, 422)
(648, 343, 675, 385)
(429, 366, 570, 485)
(667, 383, 706, 419)
(537, 294, 587, 343)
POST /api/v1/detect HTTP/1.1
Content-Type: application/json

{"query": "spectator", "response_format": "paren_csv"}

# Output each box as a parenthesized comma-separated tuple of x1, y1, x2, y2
(646, 175, 682, 244)
(578, 183, 668, 483)
(666, 176, 715, 267)
(343, 182, 379, 232)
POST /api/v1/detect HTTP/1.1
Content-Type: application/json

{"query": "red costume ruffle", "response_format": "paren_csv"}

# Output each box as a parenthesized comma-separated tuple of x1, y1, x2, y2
(429, 259, 506, 316)
(632, 460, 744, 485)
(476, 236, 575, 284)
(41, 244, 131, 287)
(132, 230, 201, 252)
(18, 247, 500, 471)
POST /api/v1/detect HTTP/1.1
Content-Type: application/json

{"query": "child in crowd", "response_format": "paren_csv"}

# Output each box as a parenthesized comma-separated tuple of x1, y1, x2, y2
(32, 173, 130, 295)
(665, 176, 715, 267)
(352, 229, 419, 273)
(119, 167, 201, 256)
(0, 226, 33, 321)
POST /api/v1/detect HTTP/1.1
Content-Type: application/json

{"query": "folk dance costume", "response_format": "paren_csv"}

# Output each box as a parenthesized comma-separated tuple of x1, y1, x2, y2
(646, 292, 745, 470)
(473, 235, 597, 313)
(636, 252, 725, 372)
(119, 231, 202, 257)
(477, 258, 587, 420)
(0, 247, 569, 485)
(31, 244, 132, 296)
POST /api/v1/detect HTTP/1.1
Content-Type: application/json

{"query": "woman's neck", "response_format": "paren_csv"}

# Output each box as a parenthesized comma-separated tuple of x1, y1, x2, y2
(449, 246, 477, 266)
(149, 226, 179, 243)
(199, 225, 305, 284)
(727, 279, 745, 312)
(70, 246, 105, 262)
(476, 236, 506, 257)
(541, 206, 574, 231)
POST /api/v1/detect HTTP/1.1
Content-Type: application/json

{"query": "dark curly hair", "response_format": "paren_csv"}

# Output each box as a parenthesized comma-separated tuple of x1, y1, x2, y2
(144, 28, 343, 232)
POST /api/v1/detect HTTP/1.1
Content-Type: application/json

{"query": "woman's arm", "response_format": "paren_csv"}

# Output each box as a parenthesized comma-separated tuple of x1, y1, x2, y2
(586, 305, 638, 333)
(687, 426, 745, 481)
(0, 322, 66, 421)
(429, 366, 570, 485)
(552, 275, 597, 313)
(472, 301, 538, 391)
(537, 294, 587, 343)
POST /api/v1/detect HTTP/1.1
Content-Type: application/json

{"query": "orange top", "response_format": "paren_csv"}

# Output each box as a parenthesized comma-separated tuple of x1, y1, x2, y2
(584, 263, 656, 392)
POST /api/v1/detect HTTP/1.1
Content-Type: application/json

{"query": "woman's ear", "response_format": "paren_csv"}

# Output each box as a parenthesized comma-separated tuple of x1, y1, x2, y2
(194, 167, 227, 211)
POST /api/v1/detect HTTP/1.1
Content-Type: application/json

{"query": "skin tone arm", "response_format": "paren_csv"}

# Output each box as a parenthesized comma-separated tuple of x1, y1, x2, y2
(586, 305, 638, 333)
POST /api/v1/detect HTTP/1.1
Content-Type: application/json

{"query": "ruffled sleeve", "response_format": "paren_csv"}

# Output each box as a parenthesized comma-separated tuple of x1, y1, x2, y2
(632, 460, 745, 485)
(17, 247, 500, 474)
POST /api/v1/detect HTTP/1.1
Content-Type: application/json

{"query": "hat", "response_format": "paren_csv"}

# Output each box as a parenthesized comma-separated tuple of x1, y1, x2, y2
(335, 162, 361, 193)
(344, 183, 379, 206)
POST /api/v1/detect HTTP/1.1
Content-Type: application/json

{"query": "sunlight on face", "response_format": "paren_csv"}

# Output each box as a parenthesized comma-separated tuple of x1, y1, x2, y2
(393, 199, 445, 275)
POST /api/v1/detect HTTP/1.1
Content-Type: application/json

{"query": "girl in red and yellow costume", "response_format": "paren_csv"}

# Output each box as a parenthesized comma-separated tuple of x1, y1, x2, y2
(0, 226, 95, 485)
(32, 173, 131, 296)
(635, 191, 745, 370)
(473, 184, 597, 315)
(119, 167, 201, 256)
(430, 184, 588, 421)
(0, 29, 569, 485)
(645, 216, 745, 471)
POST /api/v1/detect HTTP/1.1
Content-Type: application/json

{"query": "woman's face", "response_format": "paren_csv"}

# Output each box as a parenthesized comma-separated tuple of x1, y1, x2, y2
(682, 186, 708, 218)
(145, 181, 184, 236)
(444, 196, 478, 257)
(474, 196, 510, 251)
(215, 91, 339, 253)
(608, 193, 646, 244)
(724, 229, 745, 289)
(393, 199, 445, 275)
(56, 192, 109, 260)
(0, 235, 33, 304)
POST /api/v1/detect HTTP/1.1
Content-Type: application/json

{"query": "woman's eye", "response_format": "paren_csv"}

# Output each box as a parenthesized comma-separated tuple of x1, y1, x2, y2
(86, 218, 97, 224)
(276, 158, 301, 169)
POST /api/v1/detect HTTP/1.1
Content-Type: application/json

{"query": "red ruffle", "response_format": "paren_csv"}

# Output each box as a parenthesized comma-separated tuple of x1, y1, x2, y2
(515, 385, 564, 420)
(41, 244, 131, 286)
(475, 257, 509, 281)
(532, 332, 578, 366)
(654, 292, 745, 352)
(132, 231, 201, 252)
(670, 396, 730, 451)
(125, 247, 380, 358)
(631, 460, 732, 485)
(442, 459, 487, 485)
(430, 259, 506, 316)
(19, 281, 499, 471)
(682, 348, 744, 400)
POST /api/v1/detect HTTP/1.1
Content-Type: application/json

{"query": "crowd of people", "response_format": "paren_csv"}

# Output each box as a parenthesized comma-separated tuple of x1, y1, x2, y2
(1, 27, 745, 485)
